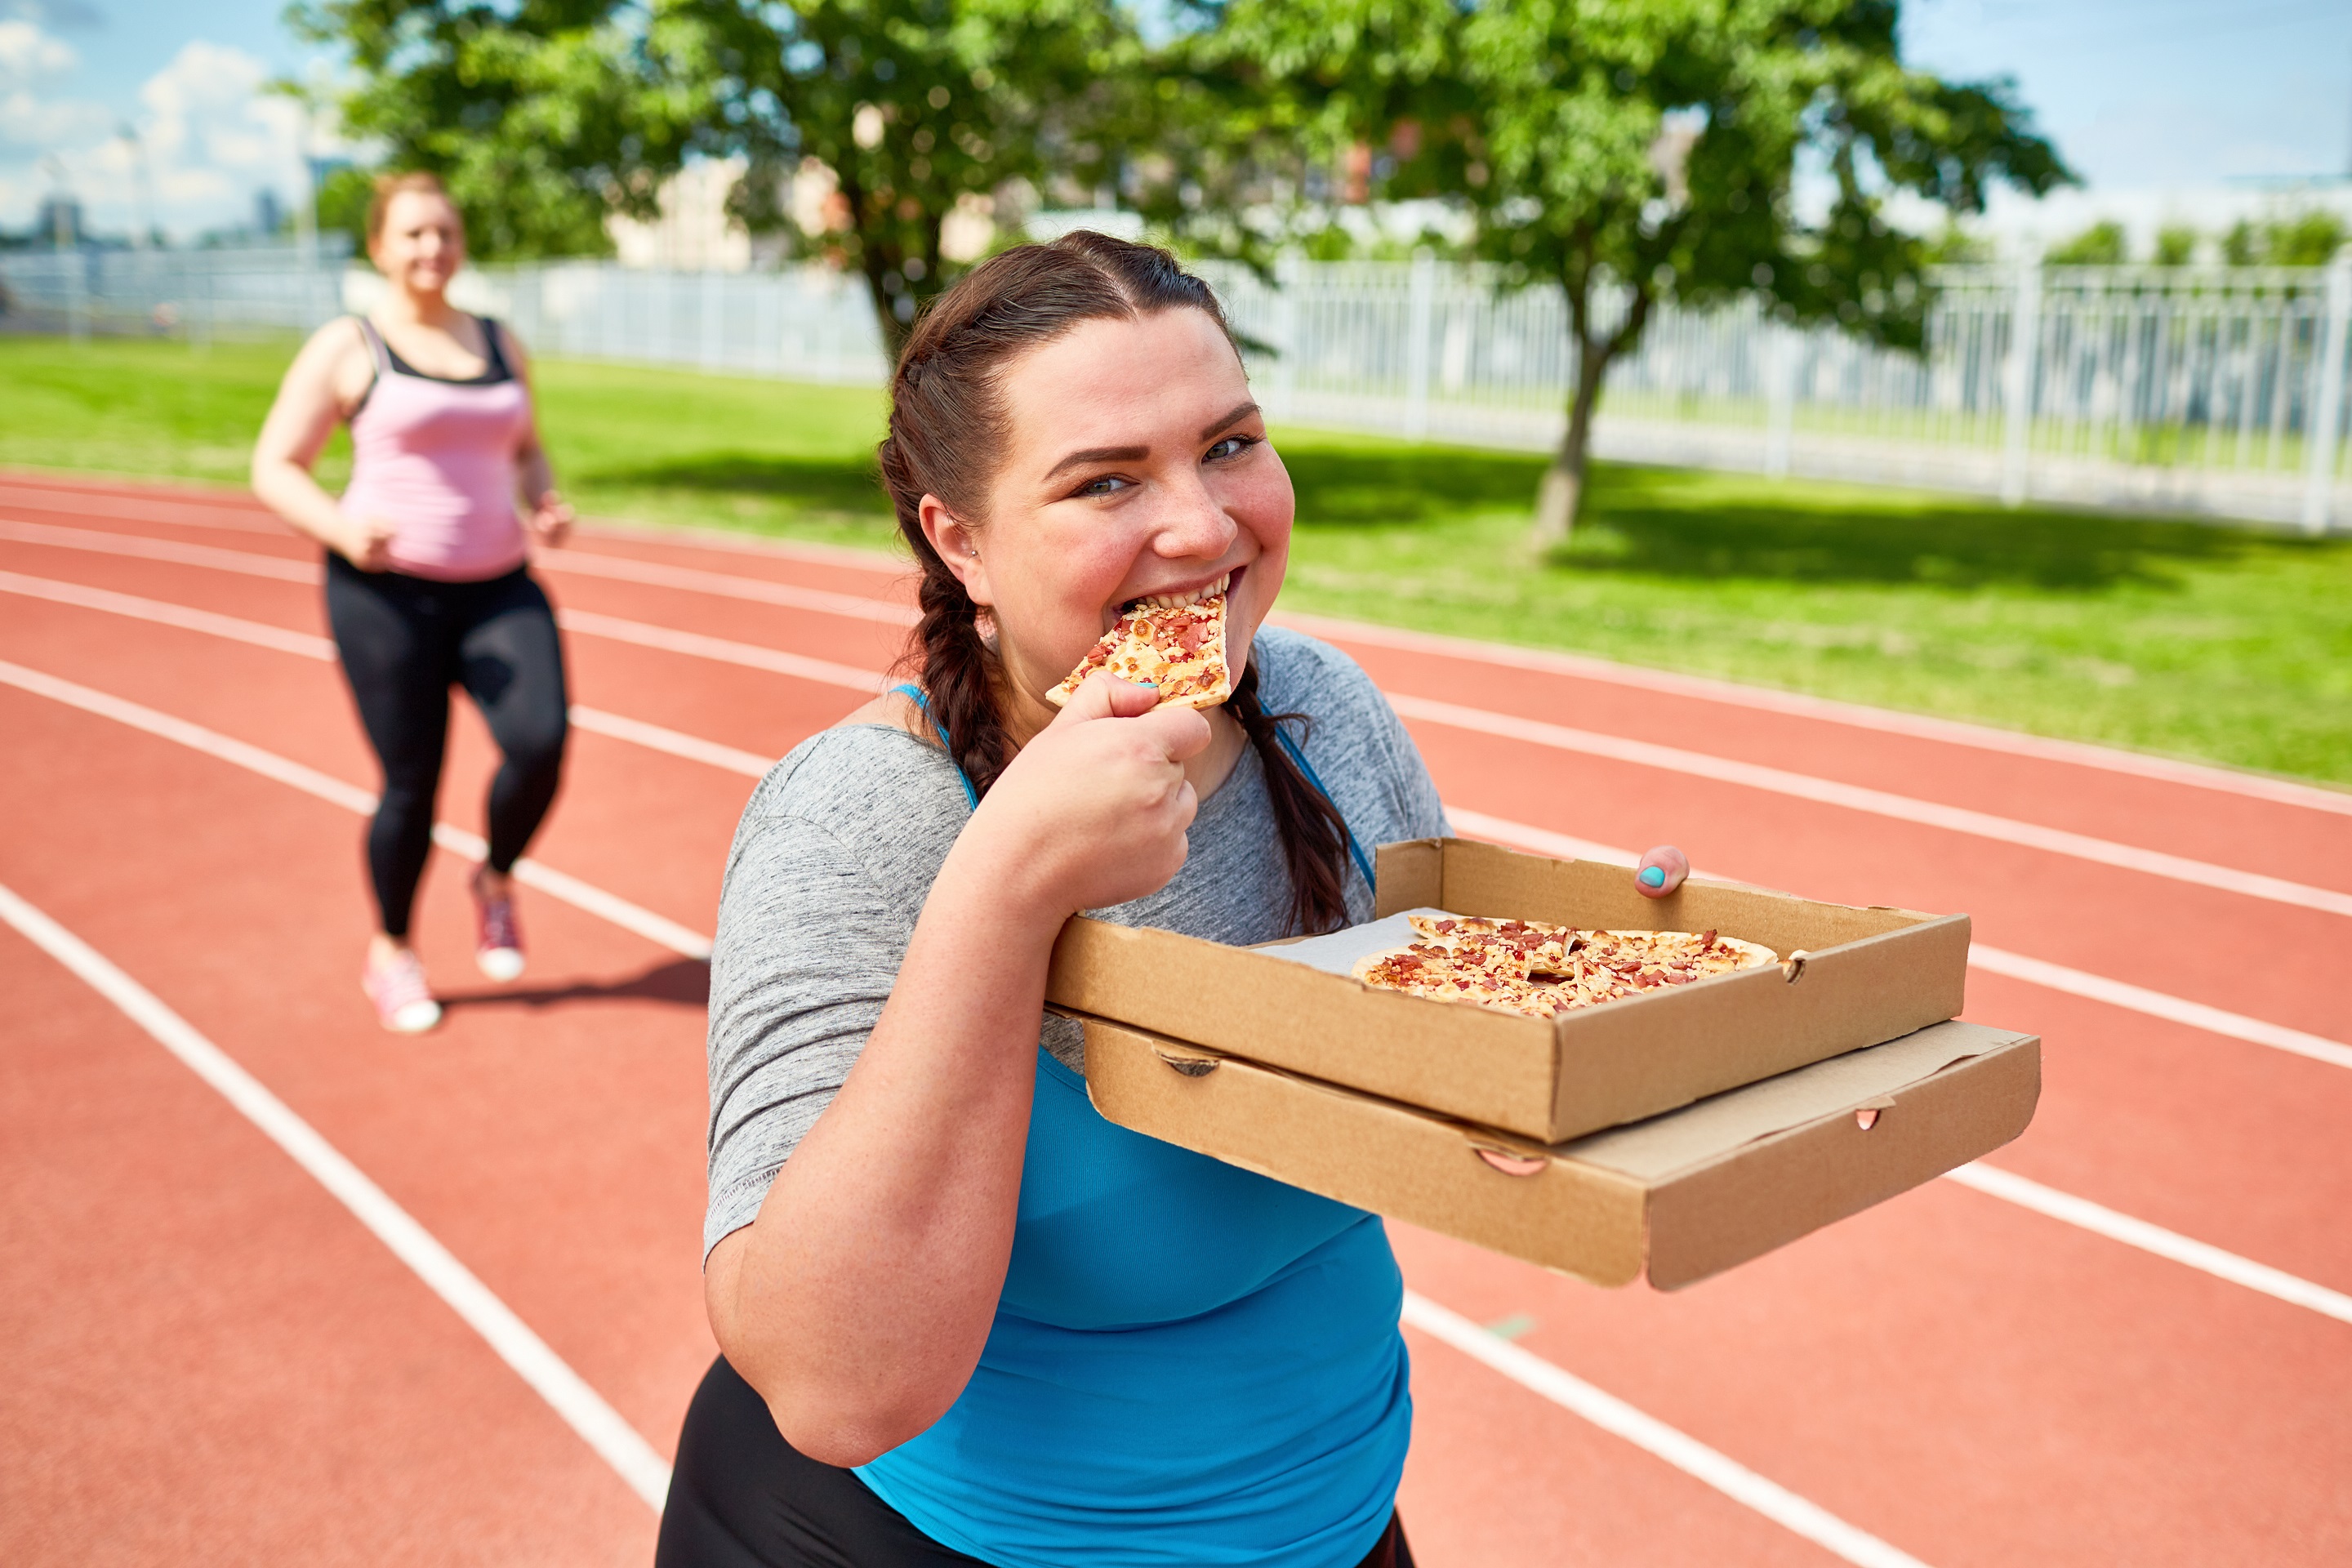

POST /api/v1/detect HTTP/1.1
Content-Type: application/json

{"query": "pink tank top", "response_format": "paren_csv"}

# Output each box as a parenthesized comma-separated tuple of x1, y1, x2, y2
(340, 316, 532, 581)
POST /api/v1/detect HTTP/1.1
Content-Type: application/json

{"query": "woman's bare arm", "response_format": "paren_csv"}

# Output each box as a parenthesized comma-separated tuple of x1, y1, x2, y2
(705, 677, 1210, 1468)
(496, 324, 572, 546)
(251, 318, 388, 568)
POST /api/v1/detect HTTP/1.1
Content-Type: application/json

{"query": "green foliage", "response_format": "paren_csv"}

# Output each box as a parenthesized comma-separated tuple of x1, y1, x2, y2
(650, 0, 1140, 352)
(295, 0, 1143, 342)
(2224, 209, 2350, 267)
(313, 163, 379, 252)
(1927, 225, 1991, 264)
(1191, 0, 2074, 533)
(2152, 224, 2198, 267)
(287, 0, 714, 260)
(2045, 219, 2127, 266)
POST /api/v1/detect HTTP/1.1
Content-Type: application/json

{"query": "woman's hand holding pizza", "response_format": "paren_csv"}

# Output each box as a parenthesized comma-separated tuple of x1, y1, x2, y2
(967, 672, 1211, 919)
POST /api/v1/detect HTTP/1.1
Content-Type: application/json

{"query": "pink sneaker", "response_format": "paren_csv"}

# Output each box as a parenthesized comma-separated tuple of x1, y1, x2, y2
(363, 947, 442, 1033)
(474, 881, 526, 982)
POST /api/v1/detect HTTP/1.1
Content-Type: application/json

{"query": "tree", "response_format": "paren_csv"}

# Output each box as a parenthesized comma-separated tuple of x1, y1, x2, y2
(2152, 223, 2198, 267)
(2224, 209, 2350, 268)
(297, 0, 1140, 348)
(289, 0, 710, 260)
(1205, 0, 2074, 543)
(2045, 220, 2127, 266)
(652, 0, 1138, 354)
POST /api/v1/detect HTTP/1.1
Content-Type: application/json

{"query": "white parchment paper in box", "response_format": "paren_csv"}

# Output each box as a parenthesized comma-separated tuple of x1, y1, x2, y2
(1251, 909, 1451, 978)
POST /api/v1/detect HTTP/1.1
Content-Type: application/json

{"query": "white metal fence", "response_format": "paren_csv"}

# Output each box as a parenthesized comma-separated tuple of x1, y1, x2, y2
(7, 243, 2348, 531)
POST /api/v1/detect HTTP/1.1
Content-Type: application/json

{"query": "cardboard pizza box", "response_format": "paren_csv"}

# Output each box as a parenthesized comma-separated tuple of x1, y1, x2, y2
(1081, 1015, 2039, 1290)
(1046, 837, 1971, 1144)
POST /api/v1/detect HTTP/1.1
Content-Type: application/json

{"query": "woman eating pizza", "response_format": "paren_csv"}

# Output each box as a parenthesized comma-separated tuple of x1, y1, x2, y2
(663, 233, 1687, 1568)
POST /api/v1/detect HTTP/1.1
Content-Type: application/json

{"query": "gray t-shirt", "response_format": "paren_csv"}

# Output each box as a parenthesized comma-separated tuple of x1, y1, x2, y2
(703, 626, 1449, 1258)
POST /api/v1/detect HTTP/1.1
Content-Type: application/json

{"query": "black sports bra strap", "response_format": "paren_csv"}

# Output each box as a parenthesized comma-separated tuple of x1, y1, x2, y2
(476, 316, 511, 378)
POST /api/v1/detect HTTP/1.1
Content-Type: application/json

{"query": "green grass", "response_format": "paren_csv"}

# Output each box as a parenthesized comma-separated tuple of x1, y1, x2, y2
(4, 332, 2346, 787)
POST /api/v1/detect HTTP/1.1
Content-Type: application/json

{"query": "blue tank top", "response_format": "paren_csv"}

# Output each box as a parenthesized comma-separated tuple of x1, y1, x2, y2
(855, 688, 1410, 1567)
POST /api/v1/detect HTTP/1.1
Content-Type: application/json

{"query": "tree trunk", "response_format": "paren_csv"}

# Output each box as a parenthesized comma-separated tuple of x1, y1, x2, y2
(1532, 337, 1608, 550)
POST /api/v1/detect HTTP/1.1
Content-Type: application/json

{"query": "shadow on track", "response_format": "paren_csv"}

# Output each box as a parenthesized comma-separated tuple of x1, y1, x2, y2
(437, 956, 709, 1014)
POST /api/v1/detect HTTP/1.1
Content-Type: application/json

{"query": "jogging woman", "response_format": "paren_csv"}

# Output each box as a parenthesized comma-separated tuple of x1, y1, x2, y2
(252, 172, 572, 1033)
(664, 234, 1689, 1567)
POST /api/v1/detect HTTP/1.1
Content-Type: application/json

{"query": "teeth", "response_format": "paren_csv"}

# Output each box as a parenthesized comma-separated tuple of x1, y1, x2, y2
(1130, 574, 1232, 613)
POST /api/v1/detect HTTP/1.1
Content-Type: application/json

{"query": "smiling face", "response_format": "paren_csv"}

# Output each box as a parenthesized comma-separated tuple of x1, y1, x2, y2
(368, 189, 466, 300)
(916, 306, 1293, 735)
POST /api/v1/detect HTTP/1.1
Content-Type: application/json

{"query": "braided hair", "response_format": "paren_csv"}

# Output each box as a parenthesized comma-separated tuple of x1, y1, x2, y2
(876, 232, 1352, 935)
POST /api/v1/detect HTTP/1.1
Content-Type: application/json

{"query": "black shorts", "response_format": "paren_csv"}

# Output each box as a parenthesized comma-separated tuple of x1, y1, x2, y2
(656, 1356, 1415, 1568)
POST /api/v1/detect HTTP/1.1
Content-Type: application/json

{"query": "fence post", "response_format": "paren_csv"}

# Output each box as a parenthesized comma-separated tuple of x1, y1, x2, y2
(1270, 256, 1299, 423)
(1763, 315, 1796, 479)
(66, 248, 90, 342)
(1403, 252, 1435, 441)
(2000, 253, 2042, 507)
(2301, 245, 2352, 534)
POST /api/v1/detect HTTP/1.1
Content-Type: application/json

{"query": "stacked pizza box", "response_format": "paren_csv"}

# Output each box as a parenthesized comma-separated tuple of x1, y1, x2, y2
(1045, 837, 2038, 1290)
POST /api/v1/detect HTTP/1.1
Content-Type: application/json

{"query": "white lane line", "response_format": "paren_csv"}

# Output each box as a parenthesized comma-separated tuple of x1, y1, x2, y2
(1448, 806, 2352, 1075)
(553, 607, 884, 694)
(12, 568, 2345, 1074)
(0, 505, 917, 630)
(27, 519, 2341, 912)
(14, 649, 2351, 1330)
(1400, 1290, 1936, 1568)
(0, 880, 673, 1510)
(1963, 943, 2352, 1073)
(0, 572, 784, 793)
(568, 706, 774, 777)
(1944, 1163, 2352, 1327)
(0, 516, 319, 580)
(1276, 609, 2352, 820)
(0, 659, 713, 961)
(20, 487, 2347, 821)
(1396, 693, 2352, 920)
(539, 547, 918, 626)
(0, 568, 338, 657)
(0, 519, 892, 685)
(0, 481, 285, 532)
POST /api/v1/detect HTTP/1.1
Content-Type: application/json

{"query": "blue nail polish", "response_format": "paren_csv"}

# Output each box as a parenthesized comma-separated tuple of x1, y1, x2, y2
(1640, 865, 1666, 888)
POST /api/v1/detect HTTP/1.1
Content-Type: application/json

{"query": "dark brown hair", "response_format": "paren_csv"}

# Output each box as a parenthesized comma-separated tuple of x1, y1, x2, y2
(877, 231, 1353, 935)
(366, 172, 457, 244)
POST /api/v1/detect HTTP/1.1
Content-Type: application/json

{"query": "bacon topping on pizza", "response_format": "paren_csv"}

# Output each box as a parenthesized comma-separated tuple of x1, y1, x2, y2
(1045, 576, 1232, 710)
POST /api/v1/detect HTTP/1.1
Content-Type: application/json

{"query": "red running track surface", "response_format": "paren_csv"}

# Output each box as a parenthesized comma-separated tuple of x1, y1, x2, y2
(3, 470, 2349, 1567)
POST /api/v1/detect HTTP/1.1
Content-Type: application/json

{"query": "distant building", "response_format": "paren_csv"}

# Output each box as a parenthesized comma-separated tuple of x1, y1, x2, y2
(608, 160, 781, 272)
(37, 194, 82, 248)
(256, 188, 283, 237)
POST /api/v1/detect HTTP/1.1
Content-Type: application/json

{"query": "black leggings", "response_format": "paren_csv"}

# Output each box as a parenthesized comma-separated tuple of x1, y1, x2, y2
(324, 554, 568, 938)
(656, 1356, 1415, 1568)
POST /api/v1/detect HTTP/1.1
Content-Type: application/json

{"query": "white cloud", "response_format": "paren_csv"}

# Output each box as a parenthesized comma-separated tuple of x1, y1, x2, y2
(1, 34, 321, 238)
(0, 18, 75, 89)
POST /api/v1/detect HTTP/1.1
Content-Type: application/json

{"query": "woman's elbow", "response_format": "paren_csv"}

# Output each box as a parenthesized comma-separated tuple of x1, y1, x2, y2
(763, 1385, 942, 1469)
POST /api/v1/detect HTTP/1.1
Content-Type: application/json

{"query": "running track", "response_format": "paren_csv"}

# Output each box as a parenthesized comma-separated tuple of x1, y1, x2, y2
(3, 471, 2349, 1567)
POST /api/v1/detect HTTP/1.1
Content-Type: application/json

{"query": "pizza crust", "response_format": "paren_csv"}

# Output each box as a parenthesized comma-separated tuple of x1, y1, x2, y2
(1045, 593, 1232, 711)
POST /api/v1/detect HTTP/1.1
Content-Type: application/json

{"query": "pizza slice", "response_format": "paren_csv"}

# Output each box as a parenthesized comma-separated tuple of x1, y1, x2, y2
(1045, 577, 1232, 710)
(1593, 929, 1777, 976)
(1352, 943, 1561, 1018)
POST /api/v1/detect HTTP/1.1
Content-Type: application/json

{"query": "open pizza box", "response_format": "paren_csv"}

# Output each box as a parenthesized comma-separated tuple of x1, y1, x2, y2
(1080, 1014, 2039, 1289)
(1046, 837, 1975, 1144)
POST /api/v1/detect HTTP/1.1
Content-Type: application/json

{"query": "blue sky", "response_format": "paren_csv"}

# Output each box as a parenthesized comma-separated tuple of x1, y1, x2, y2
(5, 0, 2349, 243)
